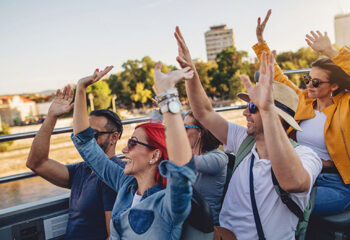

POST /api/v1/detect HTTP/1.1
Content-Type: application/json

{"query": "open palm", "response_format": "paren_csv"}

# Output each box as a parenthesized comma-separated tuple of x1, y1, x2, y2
(48, 85, 74, 118)
(305, 31, 332, 54)
(77, 66, 114, 89)
(241, 51, 276, 111)
(154, 62, 194, 93)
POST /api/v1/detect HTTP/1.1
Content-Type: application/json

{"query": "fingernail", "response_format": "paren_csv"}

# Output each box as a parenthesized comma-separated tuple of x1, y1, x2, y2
(258, 17, 261, 21)
(96, 68, 99, 72)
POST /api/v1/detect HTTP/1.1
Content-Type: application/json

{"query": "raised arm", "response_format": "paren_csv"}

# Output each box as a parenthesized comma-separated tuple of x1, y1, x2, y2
(154, 62, 193, 166)
(241, 51, 310, 192)
(253, 10, 299, 92)
(154, 62, 197, 223)
(306, 30, 350, 77)
(71, 66, 129, 191)
(174, 27, 229, 145)
(26, 85, 74, 188)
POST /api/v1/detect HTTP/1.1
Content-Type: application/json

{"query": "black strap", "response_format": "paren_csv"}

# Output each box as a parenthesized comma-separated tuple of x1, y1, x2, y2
(271, 170, 304, 221)
(249, 155, 266, 240)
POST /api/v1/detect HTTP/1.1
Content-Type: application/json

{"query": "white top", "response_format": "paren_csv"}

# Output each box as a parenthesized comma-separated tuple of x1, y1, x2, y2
(131, 192, 142, 208)
(220, 122, 322, 240)
(296, 110, 331, 161)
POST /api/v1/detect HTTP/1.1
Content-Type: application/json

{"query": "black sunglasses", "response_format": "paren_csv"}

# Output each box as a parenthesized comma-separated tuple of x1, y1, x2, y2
(248, 102, 258, 114)
(303, 75, 330, 88)
(93, 129, 117, 140)
(127, 138, 156, 151)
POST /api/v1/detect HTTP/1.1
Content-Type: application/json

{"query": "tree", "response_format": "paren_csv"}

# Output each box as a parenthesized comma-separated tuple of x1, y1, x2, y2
(86, 80, 112, 110)
(131, 82, 152, 108)
(195, 61, 218, 98)
(107, 56, 177, 108)
(276, 47, 321, 87)
(0, 123, 13, 152)
(209, 46, 255, 100)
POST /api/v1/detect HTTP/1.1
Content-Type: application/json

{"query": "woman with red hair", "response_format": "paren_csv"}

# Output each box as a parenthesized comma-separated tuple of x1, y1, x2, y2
(71, 63, 196, 239)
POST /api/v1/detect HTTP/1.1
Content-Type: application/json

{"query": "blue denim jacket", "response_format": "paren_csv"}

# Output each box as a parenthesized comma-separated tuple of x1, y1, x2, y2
(71, 127, 196, 240)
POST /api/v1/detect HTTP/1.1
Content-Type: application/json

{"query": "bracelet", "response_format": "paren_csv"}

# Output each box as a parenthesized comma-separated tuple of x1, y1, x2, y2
(155, 88, 179, 104)
(158, 96, 180, 107)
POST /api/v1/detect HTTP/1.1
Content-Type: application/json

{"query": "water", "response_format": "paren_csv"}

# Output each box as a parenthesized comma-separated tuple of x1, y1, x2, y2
(0, 176, 70, 209)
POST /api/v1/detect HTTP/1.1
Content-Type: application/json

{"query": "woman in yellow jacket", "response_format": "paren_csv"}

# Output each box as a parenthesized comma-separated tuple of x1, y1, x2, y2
(254, 10, 350, 218)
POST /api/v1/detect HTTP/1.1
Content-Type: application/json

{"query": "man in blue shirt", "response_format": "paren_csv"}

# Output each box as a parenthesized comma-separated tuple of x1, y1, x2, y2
(27, 85, 124, 239)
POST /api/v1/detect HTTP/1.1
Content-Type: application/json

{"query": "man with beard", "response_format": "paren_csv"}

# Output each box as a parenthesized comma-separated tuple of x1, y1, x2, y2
(27, 85, 124, 240)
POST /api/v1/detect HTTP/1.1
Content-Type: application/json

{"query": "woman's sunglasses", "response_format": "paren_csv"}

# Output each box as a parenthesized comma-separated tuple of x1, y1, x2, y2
(127, 138, 156, 151)
(248, 102, 258, 114)
(303, 75, 330, 88)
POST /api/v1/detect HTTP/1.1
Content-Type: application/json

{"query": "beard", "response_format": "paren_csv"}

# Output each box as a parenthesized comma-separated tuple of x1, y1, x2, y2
(99, 138, 110, 153)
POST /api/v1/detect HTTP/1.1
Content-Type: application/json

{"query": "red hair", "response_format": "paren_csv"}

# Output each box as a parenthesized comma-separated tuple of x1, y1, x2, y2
(135, 121, 168, 187)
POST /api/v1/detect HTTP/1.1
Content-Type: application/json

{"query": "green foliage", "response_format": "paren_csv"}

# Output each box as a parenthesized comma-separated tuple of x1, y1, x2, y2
(0, 123, 13, 152)
(107, 56, 176, 108)
(86, 80, 112, 110)
(276, 47, 321, 87)
(131, 82, 152, 107)
(209, 46, 256, 100)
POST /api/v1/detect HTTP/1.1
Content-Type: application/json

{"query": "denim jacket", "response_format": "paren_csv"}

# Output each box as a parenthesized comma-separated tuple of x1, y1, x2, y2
(71, 127, 196, 240)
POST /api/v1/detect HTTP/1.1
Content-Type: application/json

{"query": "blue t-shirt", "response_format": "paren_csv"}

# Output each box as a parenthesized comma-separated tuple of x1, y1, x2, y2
(65, 156, 125, 240)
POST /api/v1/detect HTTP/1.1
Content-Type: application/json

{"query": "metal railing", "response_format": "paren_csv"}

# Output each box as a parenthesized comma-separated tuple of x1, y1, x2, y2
(0, 105, 248, 184)
(0, 68, 311, 184)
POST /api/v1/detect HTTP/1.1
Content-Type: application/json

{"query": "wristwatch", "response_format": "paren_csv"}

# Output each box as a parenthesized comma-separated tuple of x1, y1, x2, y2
(159, 98, 181, 114)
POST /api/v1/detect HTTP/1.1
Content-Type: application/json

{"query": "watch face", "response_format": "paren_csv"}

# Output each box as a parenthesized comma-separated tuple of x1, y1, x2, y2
(169, 101, 180, 113)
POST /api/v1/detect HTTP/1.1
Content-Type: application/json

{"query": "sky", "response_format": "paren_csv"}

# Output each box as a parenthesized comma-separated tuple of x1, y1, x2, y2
(0, 0, 349, 95)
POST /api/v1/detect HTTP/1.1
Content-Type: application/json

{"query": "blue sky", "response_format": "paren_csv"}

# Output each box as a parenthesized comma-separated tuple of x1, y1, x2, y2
(0, 0, 349, 95)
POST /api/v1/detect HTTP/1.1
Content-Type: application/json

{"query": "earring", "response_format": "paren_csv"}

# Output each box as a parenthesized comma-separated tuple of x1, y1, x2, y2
(149, 160, 153, 164)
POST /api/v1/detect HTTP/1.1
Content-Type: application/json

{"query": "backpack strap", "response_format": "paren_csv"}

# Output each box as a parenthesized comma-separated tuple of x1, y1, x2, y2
(233, 135, 256, 172)
(271, 139, 304, 220)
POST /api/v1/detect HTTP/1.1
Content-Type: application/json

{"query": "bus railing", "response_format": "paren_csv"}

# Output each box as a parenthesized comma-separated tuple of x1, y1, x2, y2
(0, 68, 311, 184)
(0, 105, 248, 184)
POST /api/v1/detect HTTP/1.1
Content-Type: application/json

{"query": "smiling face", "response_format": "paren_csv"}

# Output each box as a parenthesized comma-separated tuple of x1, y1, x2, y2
(243, 105, 263, 138)
(122, 127, 157, 176)
(307, 67, 338, 100)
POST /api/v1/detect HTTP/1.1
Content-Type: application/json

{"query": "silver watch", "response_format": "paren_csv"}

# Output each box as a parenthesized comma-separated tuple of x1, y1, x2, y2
(159, 98, 181, 114)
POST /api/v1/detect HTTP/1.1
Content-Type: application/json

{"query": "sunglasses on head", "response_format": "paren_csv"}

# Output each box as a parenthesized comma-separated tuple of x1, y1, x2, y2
(184, 125, 199, 130)
(93, 129, 116, 140)
(248, 102, 258, 114)
(127, 138, 156, 151)
(303, 75, 330, 88)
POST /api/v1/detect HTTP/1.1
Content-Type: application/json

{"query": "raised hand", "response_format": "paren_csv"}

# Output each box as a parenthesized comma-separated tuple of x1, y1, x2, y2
(174, 26, 194, 69)
(256, 9, 272, 44)
(154, 62, 194, 94)
(48, 85, 74, 118)
(77, 66, 114, 89)
(305, 31, 339, 58)
(240, 51, 276, 111)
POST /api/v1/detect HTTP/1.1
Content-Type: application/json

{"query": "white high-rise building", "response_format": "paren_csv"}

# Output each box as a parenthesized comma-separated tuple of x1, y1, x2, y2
(205, 25, 234, 62)
(334, 13, 350, 47)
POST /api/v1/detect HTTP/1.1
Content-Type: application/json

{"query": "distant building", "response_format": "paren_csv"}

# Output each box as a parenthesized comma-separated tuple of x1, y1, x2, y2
(205, 24, 234, 62)
(0, 95, 38, 125)
(334, 13, 350, 47)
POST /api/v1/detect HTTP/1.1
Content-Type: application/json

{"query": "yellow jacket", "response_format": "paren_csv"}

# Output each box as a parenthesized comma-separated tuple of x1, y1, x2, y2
(253, 42, 350, 184)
